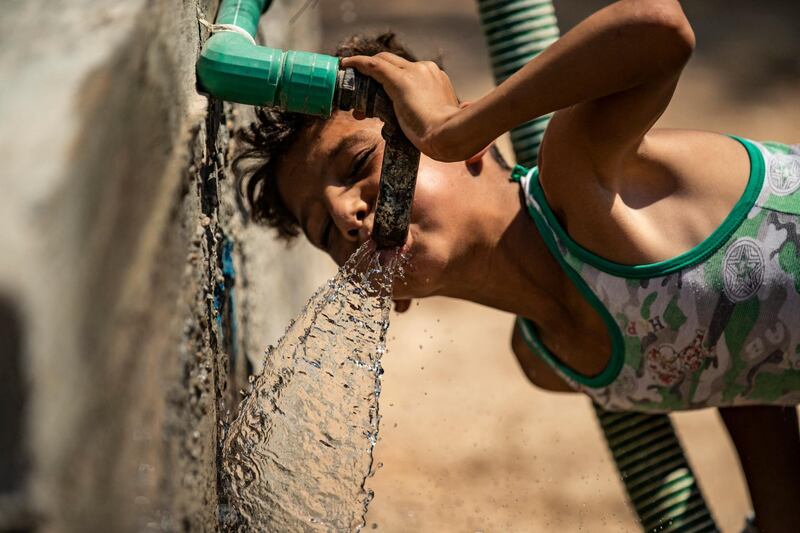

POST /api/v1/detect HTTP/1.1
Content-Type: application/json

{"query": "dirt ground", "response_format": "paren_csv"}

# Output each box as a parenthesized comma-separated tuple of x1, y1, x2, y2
(310, 1, 800, 531)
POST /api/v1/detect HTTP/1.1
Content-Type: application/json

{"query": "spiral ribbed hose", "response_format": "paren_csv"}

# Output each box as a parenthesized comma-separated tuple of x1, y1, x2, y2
(594, 407, 717, 532)
(477, 0, 559, 167)
(476, 2, 717, 531)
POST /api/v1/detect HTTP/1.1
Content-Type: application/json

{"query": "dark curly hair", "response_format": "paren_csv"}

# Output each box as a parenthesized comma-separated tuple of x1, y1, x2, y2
(234, 32, 509, 241)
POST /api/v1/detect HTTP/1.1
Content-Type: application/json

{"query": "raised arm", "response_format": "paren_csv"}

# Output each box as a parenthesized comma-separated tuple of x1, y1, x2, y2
(343, 0, 694, 168)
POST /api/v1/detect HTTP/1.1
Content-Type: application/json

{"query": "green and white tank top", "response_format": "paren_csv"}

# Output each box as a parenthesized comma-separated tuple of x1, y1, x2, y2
(514, 136, 800, 412)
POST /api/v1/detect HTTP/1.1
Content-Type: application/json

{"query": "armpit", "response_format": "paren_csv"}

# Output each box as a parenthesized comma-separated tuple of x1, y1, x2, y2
(511, 322, 576, 393)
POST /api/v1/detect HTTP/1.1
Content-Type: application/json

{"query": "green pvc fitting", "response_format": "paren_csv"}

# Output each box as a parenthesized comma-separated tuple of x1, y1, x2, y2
(476, 1, 718, 531)
(196, 0, 339, 116)
(216, 0, 268, 38)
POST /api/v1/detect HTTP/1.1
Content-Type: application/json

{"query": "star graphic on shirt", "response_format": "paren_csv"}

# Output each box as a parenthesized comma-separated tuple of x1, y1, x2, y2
(723, 239, 764, 301)
(769, 156, 800, 195)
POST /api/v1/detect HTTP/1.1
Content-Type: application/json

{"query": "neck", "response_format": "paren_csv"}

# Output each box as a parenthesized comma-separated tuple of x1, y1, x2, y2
(439, 175, 570, 331)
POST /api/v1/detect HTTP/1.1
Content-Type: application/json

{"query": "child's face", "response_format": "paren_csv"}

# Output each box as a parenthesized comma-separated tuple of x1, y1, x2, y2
(276, 111, 500, 300)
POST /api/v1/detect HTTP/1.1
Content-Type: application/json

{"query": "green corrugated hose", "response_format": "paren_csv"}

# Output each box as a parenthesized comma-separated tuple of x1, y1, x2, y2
(475, 1, 717, 531)
(594, 407, 717, 532)
(477, 0, 559, 167)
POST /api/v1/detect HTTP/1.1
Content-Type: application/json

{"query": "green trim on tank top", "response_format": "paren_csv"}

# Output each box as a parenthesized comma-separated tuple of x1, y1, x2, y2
(525, 135, 765, 279)
(518, 201, 626, 388)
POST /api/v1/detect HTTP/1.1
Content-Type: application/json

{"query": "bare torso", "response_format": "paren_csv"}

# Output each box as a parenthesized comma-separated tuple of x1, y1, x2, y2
(533, 127, 751, 379)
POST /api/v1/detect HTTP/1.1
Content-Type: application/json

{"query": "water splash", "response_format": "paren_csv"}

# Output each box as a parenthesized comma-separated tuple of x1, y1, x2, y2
(221, 242, 404, 531)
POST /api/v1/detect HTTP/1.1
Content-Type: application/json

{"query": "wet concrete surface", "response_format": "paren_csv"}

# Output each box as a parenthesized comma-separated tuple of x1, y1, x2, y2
(0, 1, 322, 531)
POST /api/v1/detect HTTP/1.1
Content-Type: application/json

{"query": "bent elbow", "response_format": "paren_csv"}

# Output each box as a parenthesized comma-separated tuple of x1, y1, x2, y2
(633, 0, 695, 67)
(655, 1, 695, 54)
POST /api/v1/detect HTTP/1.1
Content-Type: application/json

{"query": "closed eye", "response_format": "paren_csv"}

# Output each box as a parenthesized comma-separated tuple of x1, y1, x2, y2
(346, 145, 376, 185)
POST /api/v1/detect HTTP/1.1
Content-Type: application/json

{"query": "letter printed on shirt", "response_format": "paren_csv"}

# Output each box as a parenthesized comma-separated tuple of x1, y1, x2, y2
(649, 316, 665, 333)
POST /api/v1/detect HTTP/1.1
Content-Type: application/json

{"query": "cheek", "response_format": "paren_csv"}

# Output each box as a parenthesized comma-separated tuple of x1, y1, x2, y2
(394, 159, 468, 297)
(409, 159, 465, 230)
(394, 231, 449, 298)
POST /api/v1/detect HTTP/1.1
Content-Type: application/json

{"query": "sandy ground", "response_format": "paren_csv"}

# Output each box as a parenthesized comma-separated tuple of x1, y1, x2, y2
(305, 1, 800, 531)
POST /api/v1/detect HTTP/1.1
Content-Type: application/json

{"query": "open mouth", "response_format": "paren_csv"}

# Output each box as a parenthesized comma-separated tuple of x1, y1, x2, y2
(376, 230, 413, 268)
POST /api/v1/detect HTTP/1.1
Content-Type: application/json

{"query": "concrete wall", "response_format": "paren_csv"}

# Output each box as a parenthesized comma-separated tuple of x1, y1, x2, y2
(0, 1, 330, 531)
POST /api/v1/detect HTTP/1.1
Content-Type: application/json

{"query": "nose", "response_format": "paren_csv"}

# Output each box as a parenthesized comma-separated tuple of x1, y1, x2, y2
(334, 196, 370, 244)
(344, 208, 368, 242)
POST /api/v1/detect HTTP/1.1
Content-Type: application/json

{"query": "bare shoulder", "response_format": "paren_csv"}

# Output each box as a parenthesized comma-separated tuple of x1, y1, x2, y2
(540, 124, 749, 196)
(536, 126, 752, 265)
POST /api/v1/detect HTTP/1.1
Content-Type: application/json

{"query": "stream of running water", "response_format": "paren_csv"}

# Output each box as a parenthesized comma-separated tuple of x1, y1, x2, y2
(220, 242, 404, 531)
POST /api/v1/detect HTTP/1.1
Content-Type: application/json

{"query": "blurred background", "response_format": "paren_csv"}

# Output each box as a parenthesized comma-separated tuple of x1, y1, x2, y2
(1, 0, 798, 531)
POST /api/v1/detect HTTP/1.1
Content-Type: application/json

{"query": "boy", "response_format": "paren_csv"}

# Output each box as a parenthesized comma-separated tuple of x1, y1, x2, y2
(235, 1, 800, 529)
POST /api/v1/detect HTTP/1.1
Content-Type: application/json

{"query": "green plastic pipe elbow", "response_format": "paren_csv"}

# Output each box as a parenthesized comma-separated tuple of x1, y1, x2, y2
(216, 0, 266, 36)
(196, 0, 340, 116)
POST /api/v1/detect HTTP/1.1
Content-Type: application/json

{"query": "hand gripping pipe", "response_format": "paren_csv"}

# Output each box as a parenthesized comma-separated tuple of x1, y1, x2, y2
(475, 1, 717, 531)
(196, 0, 419, 248)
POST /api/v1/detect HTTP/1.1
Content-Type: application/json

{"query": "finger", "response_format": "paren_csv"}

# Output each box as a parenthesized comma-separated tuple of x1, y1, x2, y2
(458, 100, 474, 110)
(418, 60, 441, 73)
(340, 55, 405, 91)
(374, 52, 412, 68)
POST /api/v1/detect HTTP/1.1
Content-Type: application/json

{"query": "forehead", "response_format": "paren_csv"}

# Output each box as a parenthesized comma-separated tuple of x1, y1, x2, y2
(276, 112, 382, 217)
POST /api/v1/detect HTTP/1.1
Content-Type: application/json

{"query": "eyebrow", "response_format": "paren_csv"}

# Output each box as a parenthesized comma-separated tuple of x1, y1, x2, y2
(327, 131, 374, 167)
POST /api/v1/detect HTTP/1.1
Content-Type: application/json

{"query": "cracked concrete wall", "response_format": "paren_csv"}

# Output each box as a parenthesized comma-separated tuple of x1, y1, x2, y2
(0, 1, 329, 531)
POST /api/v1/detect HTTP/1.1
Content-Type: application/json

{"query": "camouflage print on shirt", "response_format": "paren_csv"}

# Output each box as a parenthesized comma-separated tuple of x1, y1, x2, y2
(517, 137, 800, 412)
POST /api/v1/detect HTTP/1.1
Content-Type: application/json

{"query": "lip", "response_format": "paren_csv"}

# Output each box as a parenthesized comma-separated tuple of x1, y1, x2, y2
(375, 229, 413, 266)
